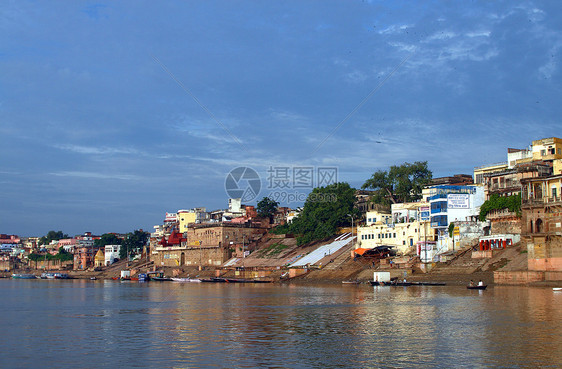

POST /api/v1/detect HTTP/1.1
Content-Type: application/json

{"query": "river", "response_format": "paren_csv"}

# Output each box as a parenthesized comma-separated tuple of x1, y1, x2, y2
(1, 279, 561, 368)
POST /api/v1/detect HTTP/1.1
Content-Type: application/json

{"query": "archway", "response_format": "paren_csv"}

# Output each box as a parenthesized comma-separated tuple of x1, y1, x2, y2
(536, 218, 543, 233)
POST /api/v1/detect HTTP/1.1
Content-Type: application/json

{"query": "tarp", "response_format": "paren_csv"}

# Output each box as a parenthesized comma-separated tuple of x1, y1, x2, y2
(353, 248, 370, 255)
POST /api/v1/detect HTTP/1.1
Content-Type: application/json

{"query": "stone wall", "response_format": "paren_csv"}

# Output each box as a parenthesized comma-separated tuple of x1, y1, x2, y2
(490, 216, 521, 235)
(153, 247, 231, 267)
(494, 270, 545, 285)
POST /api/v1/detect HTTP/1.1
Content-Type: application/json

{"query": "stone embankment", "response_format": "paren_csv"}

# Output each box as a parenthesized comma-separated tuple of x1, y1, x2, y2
(0, 238, 535, 286)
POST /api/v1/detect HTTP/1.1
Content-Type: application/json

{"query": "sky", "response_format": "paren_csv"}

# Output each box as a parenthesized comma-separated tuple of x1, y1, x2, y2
(1, 1, 562, 237)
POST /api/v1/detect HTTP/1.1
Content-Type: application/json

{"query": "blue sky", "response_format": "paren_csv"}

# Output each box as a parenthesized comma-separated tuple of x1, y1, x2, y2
(2, 1, 561, 236)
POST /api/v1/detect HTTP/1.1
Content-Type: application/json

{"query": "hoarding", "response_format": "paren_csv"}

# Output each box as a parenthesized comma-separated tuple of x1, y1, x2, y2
(448, 194, 470, 209)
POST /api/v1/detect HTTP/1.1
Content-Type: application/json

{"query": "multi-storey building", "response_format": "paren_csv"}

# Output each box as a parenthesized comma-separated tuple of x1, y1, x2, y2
(521, 174, 562, 272)
(152, 223, 266, 268)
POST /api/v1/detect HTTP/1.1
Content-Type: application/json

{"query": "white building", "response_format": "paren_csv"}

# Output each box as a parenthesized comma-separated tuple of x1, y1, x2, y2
(105, 245, 121, 265)
(428, 184, 485, 252)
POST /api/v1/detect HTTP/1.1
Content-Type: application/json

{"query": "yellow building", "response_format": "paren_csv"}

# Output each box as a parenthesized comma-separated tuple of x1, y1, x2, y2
(365, 211, 392, 226)
(94, 249, 105, 268)
(553, 159, 562, 176)
(473, 162, 508, 185)
(531, 137, 562, 162)
(178, 211, 197, 233)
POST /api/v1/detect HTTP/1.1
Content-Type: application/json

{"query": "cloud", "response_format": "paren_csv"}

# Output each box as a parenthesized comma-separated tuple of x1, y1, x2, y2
(378, 24, 412, 35)
(49, 171, 143, 181)
(54, 144, 139, 155)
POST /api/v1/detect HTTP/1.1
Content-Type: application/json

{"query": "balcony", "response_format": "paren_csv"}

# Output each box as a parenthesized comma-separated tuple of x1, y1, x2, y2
(522, 198, 544, 206)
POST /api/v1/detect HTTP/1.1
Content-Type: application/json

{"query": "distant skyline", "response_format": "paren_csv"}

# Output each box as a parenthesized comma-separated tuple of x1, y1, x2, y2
(2, 1, 562, 236)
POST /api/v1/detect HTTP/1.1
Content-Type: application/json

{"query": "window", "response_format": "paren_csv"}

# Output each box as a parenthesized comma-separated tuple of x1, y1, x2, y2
(552, 187, 558, 198)
(393, 233, 396, 238)
(541, 149, 546, 156)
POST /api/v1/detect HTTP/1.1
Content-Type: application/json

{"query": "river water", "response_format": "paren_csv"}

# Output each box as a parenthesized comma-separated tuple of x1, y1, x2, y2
(1, 280, 561, 368)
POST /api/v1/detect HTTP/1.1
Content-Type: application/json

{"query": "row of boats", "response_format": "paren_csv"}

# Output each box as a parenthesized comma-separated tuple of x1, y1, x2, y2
(118, 271, 272, 283)
(344, 279, 489, 289)
(11, 273, 71, 279)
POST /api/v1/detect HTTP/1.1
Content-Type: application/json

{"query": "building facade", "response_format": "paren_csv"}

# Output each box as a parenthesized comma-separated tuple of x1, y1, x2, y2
(521, 174, 562, 272)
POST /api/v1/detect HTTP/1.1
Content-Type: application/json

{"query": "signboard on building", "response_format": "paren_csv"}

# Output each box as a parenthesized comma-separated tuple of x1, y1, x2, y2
(448, 194, 470, 209)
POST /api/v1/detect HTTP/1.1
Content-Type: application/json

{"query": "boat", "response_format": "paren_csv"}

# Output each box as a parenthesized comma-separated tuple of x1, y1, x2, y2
(467, 285, 487, 290)
(147, 271, 171, 281)
(553, 287, 562, 291)
(12, 273, 37, 279)
(171, 277, 202, 283)
(200, 278, 227, 283)
(342, 280, 361, 284)
(90, 277, 97, 280)
(382, 281, 413, 286)
(138, 273, 149, 282)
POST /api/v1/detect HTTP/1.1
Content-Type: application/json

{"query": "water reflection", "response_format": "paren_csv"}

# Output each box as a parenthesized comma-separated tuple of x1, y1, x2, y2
(1, 280, 561, 368)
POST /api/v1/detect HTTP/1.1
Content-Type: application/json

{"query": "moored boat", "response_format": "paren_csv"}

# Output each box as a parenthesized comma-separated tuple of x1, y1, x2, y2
(147, 271, 171, 281)
(12, 273, 37, 279)
(467, 285, 487, 290)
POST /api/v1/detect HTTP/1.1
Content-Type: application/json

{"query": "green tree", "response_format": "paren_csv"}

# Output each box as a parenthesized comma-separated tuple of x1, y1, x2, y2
(119, 230, 150, 259)
(94, 233, 123, 248)
(362, 161, 432, 205)
(257, 197, 279, 220)
(39, 230, 69, 246)
(274, 182, 359, 245)
(54, 247, 73, 262)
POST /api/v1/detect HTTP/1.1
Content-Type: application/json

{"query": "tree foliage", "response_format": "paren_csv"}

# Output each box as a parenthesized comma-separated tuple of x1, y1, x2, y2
(257, 197, 279, 220)
(479, 193, 521, 221)
(273, 182, 360, 246)
(94, 233, 122, 248)
(28, 247, 73, 262)
(119, 230, 150, 259)
(362, 161, 432, 205)
(39, 230, 69, 246)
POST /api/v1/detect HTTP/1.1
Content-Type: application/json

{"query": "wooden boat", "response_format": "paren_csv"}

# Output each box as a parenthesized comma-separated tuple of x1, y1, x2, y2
(200, 278, 227, 283)
(467, 285, 487, 290)
(342, 280, 361, 284)
(553, 287, 562, 291)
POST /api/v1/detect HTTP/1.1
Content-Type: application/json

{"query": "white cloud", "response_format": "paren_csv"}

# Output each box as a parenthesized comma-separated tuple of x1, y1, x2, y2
(378, 24, 412, 35)
(55, 144, 138, 155)
(344, 70, 368, 84)
(49, 171, 142, 181)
